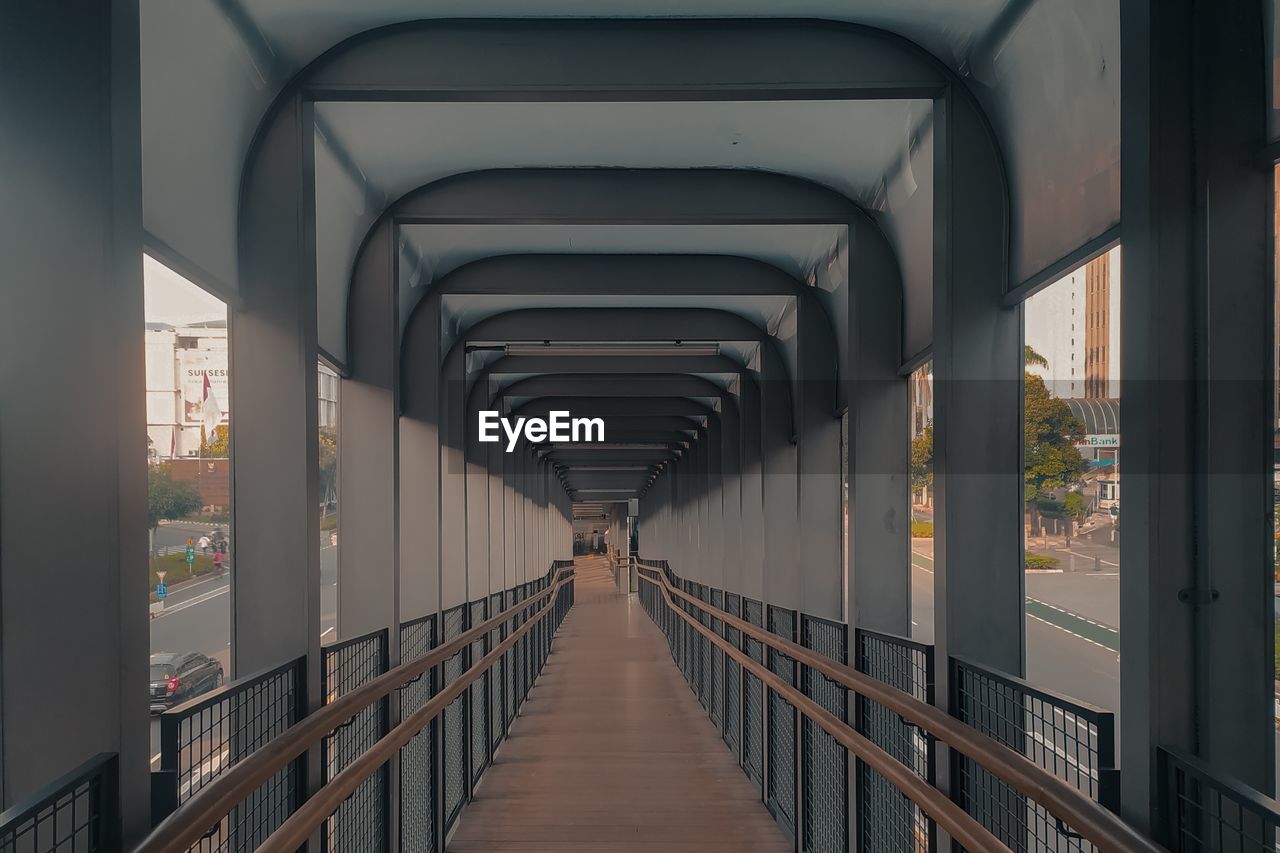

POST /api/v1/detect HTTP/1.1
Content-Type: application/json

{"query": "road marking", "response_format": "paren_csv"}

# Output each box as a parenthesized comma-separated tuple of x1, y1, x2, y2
(152, 585, 228, 618)
(1060, 549, 1119, 568)
(179, 749, 229, 799)
(151, 752, 161, 765)
(1028, 730, 1099, 779)
(321, 626, 336, 639)
(915, 550, 1120, 653)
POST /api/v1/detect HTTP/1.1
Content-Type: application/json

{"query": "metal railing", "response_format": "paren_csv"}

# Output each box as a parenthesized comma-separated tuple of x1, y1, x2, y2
(634, 562, 1163, 853)
(802, 614, 849, 853)
(397, 612, 437, 852)
(1158, 747, 1280, 852)
(321, 628, 389, 853)
(856, 628, 935, 852)
(952, 656, 1118, 852)
(0, 753, 119, 853)
(136, 565, 575, 853)
(152, 657, 306, 850)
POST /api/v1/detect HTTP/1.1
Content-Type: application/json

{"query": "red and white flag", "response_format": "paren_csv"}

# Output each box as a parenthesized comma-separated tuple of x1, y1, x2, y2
(202, 372, 223, 438)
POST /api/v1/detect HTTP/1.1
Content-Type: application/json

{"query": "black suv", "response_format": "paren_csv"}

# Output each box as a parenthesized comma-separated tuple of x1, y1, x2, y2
(150, 652, 224, 712)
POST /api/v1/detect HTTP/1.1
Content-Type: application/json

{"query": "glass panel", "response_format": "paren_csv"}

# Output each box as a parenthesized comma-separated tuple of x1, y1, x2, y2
(841, 409, 849, 623)
(1022, 248, 1121, 720)
(145, 253, 231, 760)
(909, 361, 934, 642)
(1273, 163, 1280, 794)
(319, 362, 339, 642)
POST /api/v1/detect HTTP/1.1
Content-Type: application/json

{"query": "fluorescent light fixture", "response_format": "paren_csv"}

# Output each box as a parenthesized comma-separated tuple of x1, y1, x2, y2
(552, 443, 671, 450)
(504, 341, 719, 357)
(571, 465, 650, 472)
(573, 489, 638, 493)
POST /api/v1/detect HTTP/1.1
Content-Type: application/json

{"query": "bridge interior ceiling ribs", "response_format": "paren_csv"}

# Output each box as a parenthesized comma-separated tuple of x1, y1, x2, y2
(10, 0, 1279, 850)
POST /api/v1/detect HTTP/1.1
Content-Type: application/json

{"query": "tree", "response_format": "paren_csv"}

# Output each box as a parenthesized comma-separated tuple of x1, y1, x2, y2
(910, 422, 934, 500)
(200, 423, 229, 457)
(1024, 371, 1086, 530)
(318, 427, 337, 518)
(1024, 345, 1049, 369)
(148, 464, 203, 561)
(1063, 491, 1087, 523)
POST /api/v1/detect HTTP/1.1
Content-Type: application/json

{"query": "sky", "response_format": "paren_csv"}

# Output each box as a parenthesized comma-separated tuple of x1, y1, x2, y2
(144, 254, 226, 325)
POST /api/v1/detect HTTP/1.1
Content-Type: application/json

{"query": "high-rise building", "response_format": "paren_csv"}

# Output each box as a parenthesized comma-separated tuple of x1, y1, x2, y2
(1084, 254, 1111, 398)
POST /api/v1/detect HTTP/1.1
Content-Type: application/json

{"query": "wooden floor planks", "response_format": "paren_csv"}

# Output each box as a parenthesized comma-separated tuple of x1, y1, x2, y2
(446, 555, 791, 853)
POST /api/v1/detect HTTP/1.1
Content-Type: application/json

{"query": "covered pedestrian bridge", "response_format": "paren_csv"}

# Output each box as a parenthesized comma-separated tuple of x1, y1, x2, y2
(2, 2, 1277, 851)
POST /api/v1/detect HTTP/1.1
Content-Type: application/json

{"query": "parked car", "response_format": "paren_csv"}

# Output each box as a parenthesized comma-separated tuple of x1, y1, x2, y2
(150, 652, 224, 713)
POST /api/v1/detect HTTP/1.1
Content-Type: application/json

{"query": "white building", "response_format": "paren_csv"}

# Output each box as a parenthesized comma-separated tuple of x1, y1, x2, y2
(146, 320, 339, 460)
(1024, 247, 1121, 398)
(145, 320, 229, 460)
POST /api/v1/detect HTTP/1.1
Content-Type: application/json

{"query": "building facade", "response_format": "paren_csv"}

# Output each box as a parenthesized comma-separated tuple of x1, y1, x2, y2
(146, 320, 339, 461)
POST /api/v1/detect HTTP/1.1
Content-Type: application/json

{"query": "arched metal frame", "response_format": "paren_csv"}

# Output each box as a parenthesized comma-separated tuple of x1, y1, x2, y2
(232, 16, 1018, 830)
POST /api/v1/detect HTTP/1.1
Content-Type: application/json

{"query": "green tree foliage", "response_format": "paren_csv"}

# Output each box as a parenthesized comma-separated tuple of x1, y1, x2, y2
(1063, 491, 1087, 522)
(148, 463, 202, 530)
(318, 427, 337, 513)
(1024, 345, 1049, 369)
(910, 422, 934, 495)
(1024, 371, 1086, 502)
(199, 423, 229, 457)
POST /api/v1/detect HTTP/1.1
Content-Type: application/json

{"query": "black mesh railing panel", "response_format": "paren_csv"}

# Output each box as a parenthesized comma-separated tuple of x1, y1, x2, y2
(698, 586, 713, 711)
(468, 600, 489, 787)
(766, 606, 798, 841)
(724, 592, 742, 755)
(440, 605, 468, 834)
(1162, 748, 1280, 853)
(953, 658, 1116, 853)
(856, 629, 934, 853)
(709, 589, 724, 731)
(158, 658, 303, 851)
(0, 754, 117, 853)
(504, 590, 518, 728)
(321, 630, 389, 853)
(742, 598, 765, 792)
(398, 614, 437, 853)
(489, 592, 505, 753)
(801, 615, 848, 853)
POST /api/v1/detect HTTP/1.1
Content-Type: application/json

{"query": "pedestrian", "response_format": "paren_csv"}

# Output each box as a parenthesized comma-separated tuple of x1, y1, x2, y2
(198, 535, 211, 554)
(213, 547, 224, 576)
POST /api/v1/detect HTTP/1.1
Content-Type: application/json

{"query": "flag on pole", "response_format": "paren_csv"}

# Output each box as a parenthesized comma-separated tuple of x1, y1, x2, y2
(202, 371, 223, 439)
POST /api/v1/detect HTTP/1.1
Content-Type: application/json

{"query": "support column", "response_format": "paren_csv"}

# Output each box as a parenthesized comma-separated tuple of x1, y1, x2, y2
(1120, 0, 1271, 827)
(929, 87, 1020, 832)
(798, 302, 842, 620)
(848, 220, 911, 635)
(400, 295, 442, 622)
(0, 2, 148, 836)
(339, 218, 399, 640)
(740, 374, 767, 602)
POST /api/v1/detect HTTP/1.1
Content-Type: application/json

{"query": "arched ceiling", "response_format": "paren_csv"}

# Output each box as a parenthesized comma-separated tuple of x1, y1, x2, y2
(141, 0, 1121, 503)
(143, 0, 1120, 357)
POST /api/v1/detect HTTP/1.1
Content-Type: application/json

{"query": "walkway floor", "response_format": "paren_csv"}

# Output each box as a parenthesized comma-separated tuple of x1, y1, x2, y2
(448, 555, 791, 853)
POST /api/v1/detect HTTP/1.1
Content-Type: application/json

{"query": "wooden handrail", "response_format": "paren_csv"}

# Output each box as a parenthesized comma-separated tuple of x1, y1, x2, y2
(643, 571, 1011, 852)
(638, 566, 1166, 853)
(258, 572, 572, 851)
(136, 568, 573, 853)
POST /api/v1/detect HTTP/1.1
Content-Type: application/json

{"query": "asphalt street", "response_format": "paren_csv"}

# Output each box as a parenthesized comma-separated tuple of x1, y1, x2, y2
(148, 542, 336, 765)
(910, 543, 1280, 787)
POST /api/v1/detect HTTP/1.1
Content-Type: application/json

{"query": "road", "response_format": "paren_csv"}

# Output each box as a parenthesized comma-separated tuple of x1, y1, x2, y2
(910, 544, 1280, 789)
(149, 543, 337, 765)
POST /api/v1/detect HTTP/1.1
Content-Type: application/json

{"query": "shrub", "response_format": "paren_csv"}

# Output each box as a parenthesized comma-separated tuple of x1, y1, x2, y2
(150, 551, 214, 591)
(1024, 552, 1060, 570)
(911, 519, 934, 538)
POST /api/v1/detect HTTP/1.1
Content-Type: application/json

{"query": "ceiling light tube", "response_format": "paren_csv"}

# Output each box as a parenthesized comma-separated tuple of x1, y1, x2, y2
(504, 341, 719, 357)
